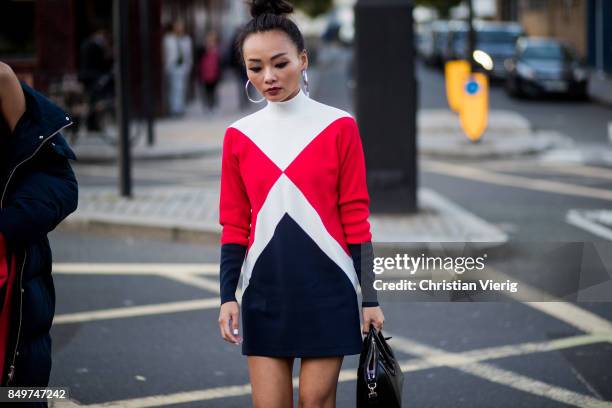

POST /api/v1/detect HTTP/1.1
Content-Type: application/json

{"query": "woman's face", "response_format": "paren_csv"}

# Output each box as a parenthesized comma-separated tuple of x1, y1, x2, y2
(242, 30, 307, 102)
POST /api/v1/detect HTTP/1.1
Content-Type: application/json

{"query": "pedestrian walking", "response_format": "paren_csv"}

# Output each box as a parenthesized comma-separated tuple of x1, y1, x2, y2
(78, 23, 113, 131)
(163, 20, 193, 117)
(198, 30, 222, 113)
(0, 62, 78, 405)
(217, 1, 384, 407)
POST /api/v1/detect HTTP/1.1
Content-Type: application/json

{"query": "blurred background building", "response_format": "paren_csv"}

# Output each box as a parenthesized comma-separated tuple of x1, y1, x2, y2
(496, 0, 612, 75)
(0, 0, 247, 115)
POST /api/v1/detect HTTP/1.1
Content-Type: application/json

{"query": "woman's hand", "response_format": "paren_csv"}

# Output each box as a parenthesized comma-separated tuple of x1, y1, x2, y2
(362, 306, 385, 334)
(218, 301, 242, 345)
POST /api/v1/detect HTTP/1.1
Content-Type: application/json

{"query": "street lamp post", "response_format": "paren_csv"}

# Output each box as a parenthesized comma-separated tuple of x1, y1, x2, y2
(139, 0, 155, 147)
(114, 0, 132, 198)
(354, 0, 418, 214)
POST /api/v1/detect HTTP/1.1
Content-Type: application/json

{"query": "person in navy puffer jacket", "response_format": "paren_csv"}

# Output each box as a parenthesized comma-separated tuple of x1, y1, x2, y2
(0, 61, 78, 406)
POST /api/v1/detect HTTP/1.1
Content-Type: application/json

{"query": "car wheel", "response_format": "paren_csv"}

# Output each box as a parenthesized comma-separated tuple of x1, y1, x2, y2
(505, 77, 522, 98)
(573, 84, 589, 101)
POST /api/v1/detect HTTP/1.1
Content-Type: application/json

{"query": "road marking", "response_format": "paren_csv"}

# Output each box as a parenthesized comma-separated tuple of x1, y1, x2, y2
(422, 160, 612, 201)
(386, 332, 612, 408)
(53, 263, 219, 276)
(49, 400, 82, 407)
(566, 209, 612, 241)
(156, 272, 220, 293)
(485, 161, 612, 181)
(54, 298, 220, 324)
(66, 332, 612, 407)
(485, 266, 612, 334)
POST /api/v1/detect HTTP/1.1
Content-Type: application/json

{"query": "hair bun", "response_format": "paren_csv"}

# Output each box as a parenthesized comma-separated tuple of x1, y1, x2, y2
(250, 0, 294, 18)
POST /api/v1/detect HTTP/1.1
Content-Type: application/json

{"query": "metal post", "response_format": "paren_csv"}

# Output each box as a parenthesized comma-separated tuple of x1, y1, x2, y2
(467, 0, 476, 71)
(354, 0, 417, 214)
(114, 0, 132, 197)
(139, 0, 155, 146)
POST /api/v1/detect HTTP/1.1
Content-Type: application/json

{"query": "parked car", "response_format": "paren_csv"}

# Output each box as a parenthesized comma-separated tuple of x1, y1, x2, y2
(430, 20, 450, 67)
(448, 21, 524, 79)
(416, 22, 436, 64)
(441, 20, 468, 64)
(504, 37, 589, 99)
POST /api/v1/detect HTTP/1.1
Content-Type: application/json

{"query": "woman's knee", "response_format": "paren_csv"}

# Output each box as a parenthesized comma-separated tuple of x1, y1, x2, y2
(298, 392, 335, 408)
(298, 356, 342, 408)
(248, 356, 294, 408)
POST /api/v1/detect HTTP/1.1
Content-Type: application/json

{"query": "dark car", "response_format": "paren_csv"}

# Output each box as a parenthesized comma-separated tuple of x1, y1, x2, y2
(448, 21, 524, 79)
(504, 37, 589, 99)
(430, 20, 450, 67)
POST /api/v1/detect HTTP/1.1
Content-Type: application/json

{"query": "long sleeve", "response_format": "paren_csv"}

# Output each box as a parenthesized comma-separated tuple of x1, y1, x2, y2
(219, 127, 251, 246)
(349, 241, 379, 307)
(219, 127, 251, 305)
(338, 118, 378, 307)
(337, 117, 372, 244)
(219, 243, 247, 305)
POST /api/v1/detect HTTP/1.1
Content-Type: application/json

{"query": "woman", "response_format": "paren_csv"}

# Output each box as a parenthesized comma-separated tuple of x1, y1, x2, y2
(0, 62, 78, 401)
(217, 1, 384, 407)
(163, 19, 193, 117)
(198, 30, 222, 113)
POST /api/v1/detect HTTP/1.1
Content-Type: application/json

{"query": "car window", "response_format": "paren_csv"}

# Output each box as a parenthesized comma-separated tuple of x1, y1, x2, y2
(477, 30, 521, 44)
(521, 43, 572, 61)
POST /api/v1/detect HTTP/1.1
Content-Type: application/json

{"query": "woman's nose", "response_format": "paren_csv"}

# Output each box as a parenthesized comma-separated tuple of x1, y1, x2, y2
(264, 68, 277, 83)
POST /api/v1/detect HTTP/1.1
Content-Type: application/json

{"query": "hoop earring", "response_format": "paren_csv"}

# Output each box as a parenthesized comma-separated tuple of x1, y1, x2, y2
(245, 79, 265, 103)
(302, 70, 310, 97)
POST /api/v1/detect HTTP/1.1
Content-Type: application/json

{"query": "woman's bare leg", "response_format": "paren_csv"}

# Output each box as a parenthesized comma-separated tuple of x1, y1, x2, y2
(0, 62, 26, 132)
(247, 356, 295, 408)
(298, 356, 343, 408)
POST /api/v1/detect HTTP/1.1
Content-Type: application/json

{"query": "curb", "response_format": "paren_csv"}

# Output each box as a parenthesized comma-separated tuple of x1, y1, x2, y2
(418, 130, 574, 159)
(60, 188, 508, 249)
(72, 144, 222, 164)
(58, 218, 221, 245)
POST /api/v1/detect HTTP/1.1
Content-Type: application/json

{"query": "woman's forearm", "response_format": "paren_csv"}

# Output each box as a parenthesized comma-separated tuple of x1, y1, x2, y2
(0, 62, 26, 133)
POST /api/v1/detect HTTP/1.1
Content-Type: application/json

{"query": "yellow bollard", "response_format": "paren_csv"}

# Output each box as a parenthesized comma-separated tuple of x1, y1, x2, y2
(445, 60, 471, 112)
(459, 73, 488, 142)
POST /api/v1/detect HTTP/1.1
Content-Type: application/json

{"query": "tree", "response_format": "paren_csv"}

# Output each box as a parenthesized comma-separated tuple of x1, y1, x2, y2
(291, 0, 333, 17)
(415, 0, 463, 18)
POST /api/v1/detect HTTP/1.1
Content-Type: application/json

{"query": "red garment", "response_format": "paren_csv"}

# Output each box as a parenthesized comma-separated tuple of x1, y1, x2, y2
(0, 233, 16, 382)
(219, 89, 372, 252)
(199, 46, 220, 84)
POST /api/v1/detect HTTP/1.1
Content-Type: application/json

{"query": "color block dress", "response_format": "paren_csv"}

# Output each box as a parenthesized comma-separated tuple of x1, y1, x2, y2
(218, 88, 378, 357)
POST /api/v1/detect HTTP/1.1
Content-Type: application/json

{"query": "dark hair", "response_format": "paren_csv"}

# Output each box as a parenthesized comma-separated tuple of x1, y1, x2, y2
(235, 0, 305, 66)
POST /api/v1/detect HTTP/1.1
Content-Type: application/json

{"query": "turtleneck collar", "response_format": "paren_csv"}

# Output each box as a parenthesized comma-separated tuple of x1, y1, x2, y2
(264, 88, 310, 117)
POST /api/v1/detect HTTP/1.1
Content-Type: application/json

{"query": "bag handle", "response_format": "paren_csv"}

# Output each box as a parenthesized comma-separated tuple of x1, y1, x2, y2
(366, 336, 378, 399)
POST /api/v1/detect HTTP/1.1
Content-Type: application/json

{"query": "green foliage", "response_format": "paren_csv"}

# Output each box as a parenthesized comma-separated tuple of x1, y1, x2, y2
(415, 0, 463, 18)
(291, 0, 334, 17)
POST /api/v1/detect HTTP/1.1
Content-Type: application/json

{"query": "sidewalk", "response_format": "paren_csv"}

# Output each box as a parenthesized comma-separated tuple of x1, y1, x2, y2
(61, 186, 508, 249)
(418, 109, 573, 159)
(588, 71, 612, 107)
(71, 76, 259, 163)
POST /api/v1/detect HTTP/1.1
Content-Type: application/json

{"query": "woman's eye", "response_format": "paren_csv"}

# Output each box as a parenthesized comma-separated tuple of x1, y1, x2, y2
(249, 67, 261, 72)
(276, 62, 288, 68)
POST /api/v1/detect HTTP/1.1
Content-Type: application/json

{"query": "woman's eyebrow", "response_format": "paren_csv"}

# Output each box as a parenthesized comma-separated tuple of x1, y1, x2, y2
(247, 52, 287, 62)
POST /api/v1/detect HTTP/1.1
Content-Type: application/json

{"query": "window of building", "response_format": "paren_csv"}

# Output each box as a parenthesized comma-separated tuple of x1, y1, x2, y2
(0, 0, 36, 58)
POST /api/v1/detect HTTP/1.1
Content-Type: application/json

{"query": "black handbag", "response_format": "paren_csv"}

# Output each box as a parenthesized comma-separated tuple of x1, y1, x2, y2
(357, 324, 404, 407)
